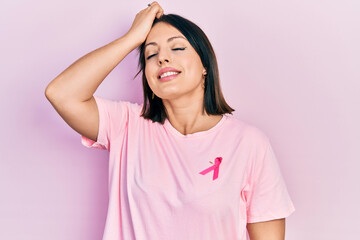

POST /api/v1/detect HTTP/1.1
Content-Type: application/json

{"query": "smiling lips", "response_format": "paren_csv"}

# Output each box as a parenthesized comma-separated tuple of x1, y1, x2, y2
(158, 67, 181, 81)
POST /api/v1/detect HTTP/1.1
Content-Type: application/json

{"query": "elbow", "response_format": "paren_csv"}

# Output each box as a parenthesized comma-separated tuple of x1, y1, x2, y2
(45, 84, 60, 102)
(45, 85, 54, 101)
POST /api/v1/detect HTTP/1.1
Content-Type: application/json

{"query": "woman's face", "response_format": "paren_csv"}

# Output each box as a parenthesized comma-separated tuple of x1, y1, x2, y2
(144, 22, 206, 101)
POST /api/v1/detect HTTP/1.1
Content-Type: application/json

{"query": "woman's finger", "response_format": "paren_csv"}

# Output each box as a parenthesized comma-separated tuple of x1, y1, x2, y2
(156, 8, 164, 19)
(148, 1, 163, 15)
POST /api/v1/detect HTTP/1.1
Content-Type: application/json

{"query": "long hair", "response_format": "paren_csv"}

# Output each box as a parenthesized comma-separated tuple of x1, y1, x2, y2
(135, 14, 235, 124)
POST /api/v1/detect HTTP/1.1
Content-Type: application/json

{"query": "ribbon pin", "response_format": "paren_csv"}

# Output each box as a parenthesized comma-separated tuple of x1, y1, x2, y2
(199, 157, 223, 180)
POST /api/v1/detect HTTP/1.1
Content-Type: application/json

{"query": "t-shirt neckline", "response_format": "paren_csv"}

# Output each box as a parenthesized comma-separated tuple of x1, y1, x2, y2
(163, 114, 228, 138)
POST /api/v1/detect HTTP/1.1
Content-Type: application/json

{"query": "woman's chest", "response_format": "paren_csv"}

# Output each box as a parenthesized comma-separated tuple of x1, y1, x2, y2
(125, 134, 249, 215)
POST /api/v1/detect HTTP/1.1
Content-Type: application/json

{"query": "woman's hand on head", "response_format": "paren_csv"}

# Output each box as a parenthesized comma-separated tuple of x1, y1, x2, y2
(125, 1, 164, 47)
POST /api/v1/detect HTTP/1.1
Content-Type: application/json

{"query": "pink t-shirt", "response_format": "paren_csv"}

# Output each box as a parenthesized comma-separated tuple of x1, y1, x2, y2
(81, 95, 295, 240)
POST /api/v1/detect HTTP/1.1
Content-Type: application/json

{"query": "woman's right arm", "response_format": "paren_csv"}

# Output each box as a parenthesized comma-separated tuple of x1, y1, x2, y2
(45, 2, 163, 142)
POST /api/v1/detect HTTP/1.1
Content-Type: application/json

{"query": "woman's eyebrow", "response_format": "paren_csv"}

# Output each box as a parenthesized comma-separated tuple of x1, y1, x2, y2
(145, 36, 186, 49)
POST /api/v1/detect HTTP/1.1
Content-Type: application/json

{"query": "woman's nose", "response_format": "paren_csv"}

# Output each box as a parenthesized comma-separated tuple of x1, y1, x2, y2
(158, 50, 170, 65)
(158, 58, 169, 65)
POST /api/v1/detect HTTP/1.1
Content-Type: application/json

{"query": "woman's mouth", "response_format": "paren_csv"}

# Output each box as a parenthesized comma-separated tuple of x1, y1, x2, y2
(158, 71, 181, 82)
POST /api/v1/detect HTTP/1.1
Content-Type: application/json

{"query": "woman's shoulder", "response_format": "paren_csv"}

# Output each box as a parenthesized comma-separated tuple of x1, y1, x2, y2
(94, 96, 141, 107)
(224, 114, 270, 144)
(93, 96, 143, 118)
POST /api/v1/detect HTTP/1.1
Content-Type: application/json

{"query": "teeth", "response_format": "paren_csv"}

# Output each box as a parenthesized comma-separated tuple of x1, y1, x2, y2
(160, 71, 179, 78)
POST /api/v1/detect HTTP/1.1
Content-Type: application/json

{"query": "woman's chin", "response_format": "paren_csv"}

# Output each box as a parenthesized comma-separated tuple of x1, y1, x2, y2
(156, 89, 182, 99)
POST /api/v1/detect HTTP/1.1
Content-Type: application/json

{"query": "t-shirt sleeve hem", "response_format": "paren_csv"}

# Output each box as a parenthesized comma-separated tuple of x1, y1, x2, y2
(247, 204, 296, 223)
(80, 96, 109, 151)
(81, 135, 108, 150)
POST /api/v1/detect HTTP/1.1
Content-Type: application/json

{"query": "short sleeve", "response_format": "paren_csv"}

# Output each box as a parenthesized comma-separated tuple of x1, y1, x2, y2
(244, 139, 296, 223)
(80, 95, 130, 151)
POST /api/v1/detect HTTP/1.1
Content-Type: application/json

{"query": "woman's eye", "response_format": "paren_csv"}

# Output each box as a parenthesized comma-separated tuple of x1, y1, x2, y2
(146, 47, 186, 60)
(146, 54, 157, 60)
(172, 47, 186, 51)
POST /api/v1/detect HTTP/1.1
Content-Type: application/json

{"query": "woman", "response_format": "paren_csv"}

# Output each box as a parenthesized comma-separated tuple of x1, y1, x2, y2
(45, 2, 295, 239)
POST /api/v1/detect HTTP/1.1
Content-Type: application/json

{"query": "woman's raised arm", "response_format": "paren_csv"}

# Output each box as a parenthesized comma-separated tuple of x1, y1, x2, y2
(44, 2, 163, 142)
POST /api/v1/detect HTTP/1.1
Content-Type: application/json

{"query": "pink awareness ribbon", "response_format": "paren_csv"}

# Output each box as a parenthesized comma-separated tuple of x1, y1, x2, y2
(199, 157, 223, 180)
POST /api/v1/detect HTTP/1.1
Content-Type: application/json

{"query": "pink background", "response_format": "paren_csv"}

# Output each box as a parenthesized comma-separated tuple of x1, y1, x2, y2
(1, 0, 359, 239)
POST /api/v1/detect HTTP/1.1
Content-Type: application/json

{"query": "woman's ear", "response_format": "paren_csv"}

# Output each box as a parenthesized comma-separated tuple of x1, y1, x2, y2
(203, 68, 207, 76)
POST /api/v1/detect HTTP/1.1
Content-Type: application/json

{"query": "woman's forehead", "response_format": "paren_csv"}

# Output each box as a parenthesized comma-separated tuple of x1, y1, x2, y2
(145, 22, 186, 44)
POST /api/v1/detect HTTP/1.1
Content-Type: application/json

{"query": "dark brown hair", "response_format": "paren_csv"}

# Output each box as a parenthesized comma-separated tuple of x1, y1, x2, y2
(135, 14, 235, 124)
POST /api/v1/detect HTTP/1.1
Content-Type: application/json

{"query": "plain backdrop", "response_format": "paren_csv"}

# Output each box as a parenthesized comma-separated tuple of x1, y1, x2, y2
(1, 0, 359, 239)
